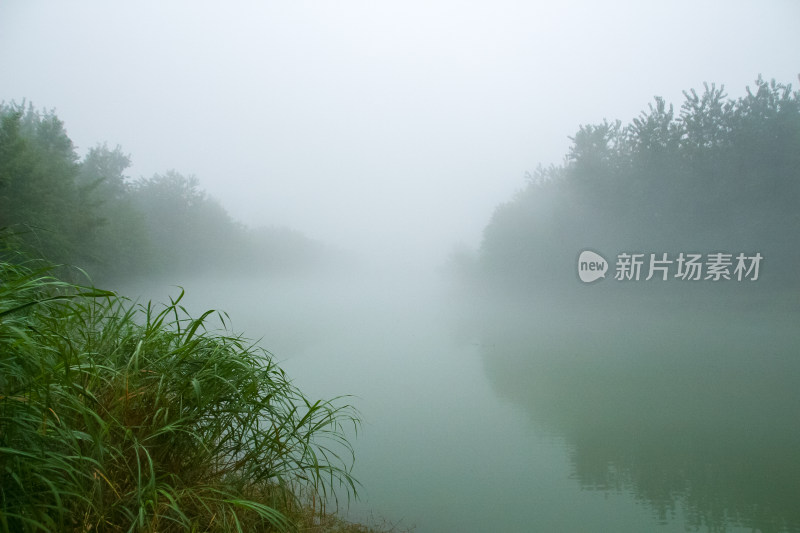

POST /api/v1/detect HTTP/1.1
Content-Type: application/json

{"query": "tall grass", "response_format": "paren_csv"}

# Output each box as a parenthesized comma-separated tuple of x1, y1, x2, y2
(0, 257, 362, 532)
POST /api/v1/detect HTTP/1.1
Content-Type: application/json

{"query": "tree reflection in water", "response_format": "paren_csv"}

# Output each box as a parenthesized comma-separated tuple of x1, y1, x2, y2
(478, 298, 800, 533)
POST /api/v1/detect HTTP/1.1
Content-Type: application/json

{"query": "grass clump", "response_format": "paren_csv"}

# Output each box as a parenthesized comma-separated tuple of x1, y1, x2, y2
(0, 257, 362, 532)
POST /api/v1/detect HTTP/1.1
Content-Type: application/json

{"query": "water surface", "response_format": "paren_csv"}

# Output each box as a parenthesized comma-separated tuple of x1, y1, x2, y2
(119, 269, 800, 532)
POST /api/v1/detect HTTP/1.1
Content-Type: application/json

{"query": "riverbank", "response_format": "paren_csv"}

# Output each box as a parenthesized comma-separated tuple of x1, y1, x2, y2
(0, 257, 392, 532)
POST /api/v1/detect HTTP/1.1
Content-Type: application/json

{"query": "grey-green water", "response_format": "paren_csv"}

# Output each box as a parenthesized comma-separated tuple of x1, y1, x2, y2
(120, 268, 800, 532)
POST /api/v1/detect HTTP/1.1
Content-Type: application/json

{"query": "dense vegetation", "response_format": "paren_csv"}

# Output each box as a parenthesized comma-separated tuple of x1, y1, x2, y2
(0, 103, 329, 283)
(472, 76, 800, 299)
(0, 255, 372, 532)
(0, 102, 392, 532)
(461, 76, 800, 531)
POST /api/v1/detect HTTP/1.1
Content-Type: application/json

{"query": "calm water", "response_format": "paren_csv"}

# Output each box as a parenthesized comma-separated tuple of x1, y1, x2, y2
(120, 266, 800, 532)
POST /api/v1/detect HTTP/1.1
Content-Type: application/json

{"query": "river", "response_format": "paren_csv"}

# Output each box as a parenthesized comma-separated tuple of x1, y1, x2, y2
(118, 264, 800, 532)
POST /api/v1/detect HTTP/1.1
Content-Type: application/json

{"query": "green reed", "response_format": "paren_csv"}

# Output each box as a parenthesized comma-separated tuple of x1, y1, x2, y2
(0, 258, 361, 532)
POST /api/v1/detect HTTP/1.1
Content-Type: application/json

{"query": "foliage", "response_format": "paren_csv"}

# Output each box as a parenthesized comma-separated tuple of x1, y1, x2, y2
(475, 76, 800, 296)
(128, 170, 245, 275)
(0, 103, 83, 264)
(73, 144, 152, 278)
(0, 257, 362, 532)
(0, 102, 331, 284)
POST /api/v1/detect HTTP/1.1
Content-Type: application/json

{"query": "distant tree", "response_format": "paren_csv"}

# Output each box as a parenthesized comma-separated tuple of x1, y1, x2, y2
(0, 103, 85, 264)
(130, 171, 246, 274)
(1, 102, 333, 281)
(476, 77, 800, 297)
(74, 144, 151, 278)
(241, 225, 331, 274)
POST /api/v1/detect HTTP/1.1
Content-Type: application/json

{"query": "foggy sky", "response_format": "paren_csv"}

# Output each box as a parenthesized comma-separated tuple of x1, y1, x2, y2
(1, 0, 798, 266)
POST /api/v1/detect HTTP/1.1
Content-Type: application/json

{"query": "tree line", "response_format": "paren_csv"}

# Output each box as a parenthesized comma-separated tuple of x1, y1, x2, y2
(0, 102, 329, 283)
(469, 76, 800, 300)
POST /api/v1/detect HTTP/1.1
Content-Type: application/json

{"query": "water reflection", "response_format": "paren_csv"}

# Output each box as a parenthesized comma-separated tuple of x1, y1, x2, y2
(475, 297, 800, 532)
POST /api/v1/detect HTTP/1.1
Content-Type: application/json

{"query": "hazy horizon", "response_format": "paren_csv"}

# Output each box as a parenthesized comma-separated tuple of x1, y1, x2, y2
(2, 0, 799, 266)
(2, 4, 799, 530)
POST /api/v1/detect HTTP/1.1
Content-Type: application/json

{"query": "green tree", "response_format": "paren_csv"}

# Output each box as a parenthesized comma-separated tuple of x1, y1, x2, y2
(130, 171, 245, 274)
(476, 77, 800, 298)
(74, 144, 151, 278)
(0, 103, 84, 264)
(1, 102, 332, 282)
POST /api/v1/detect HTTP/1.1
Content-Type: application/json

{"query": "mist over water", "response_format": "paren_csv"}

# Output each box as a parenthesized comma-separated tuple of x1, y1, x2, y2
(115, 255, 800, 532)
(3, 3, 799, 531)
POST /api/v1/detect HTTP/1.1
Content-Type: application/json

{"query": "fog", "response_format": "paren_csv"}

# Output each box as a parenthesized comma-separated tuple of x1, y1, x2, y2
(3, 0, 799, 266)
(3, 2, 800, 532)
